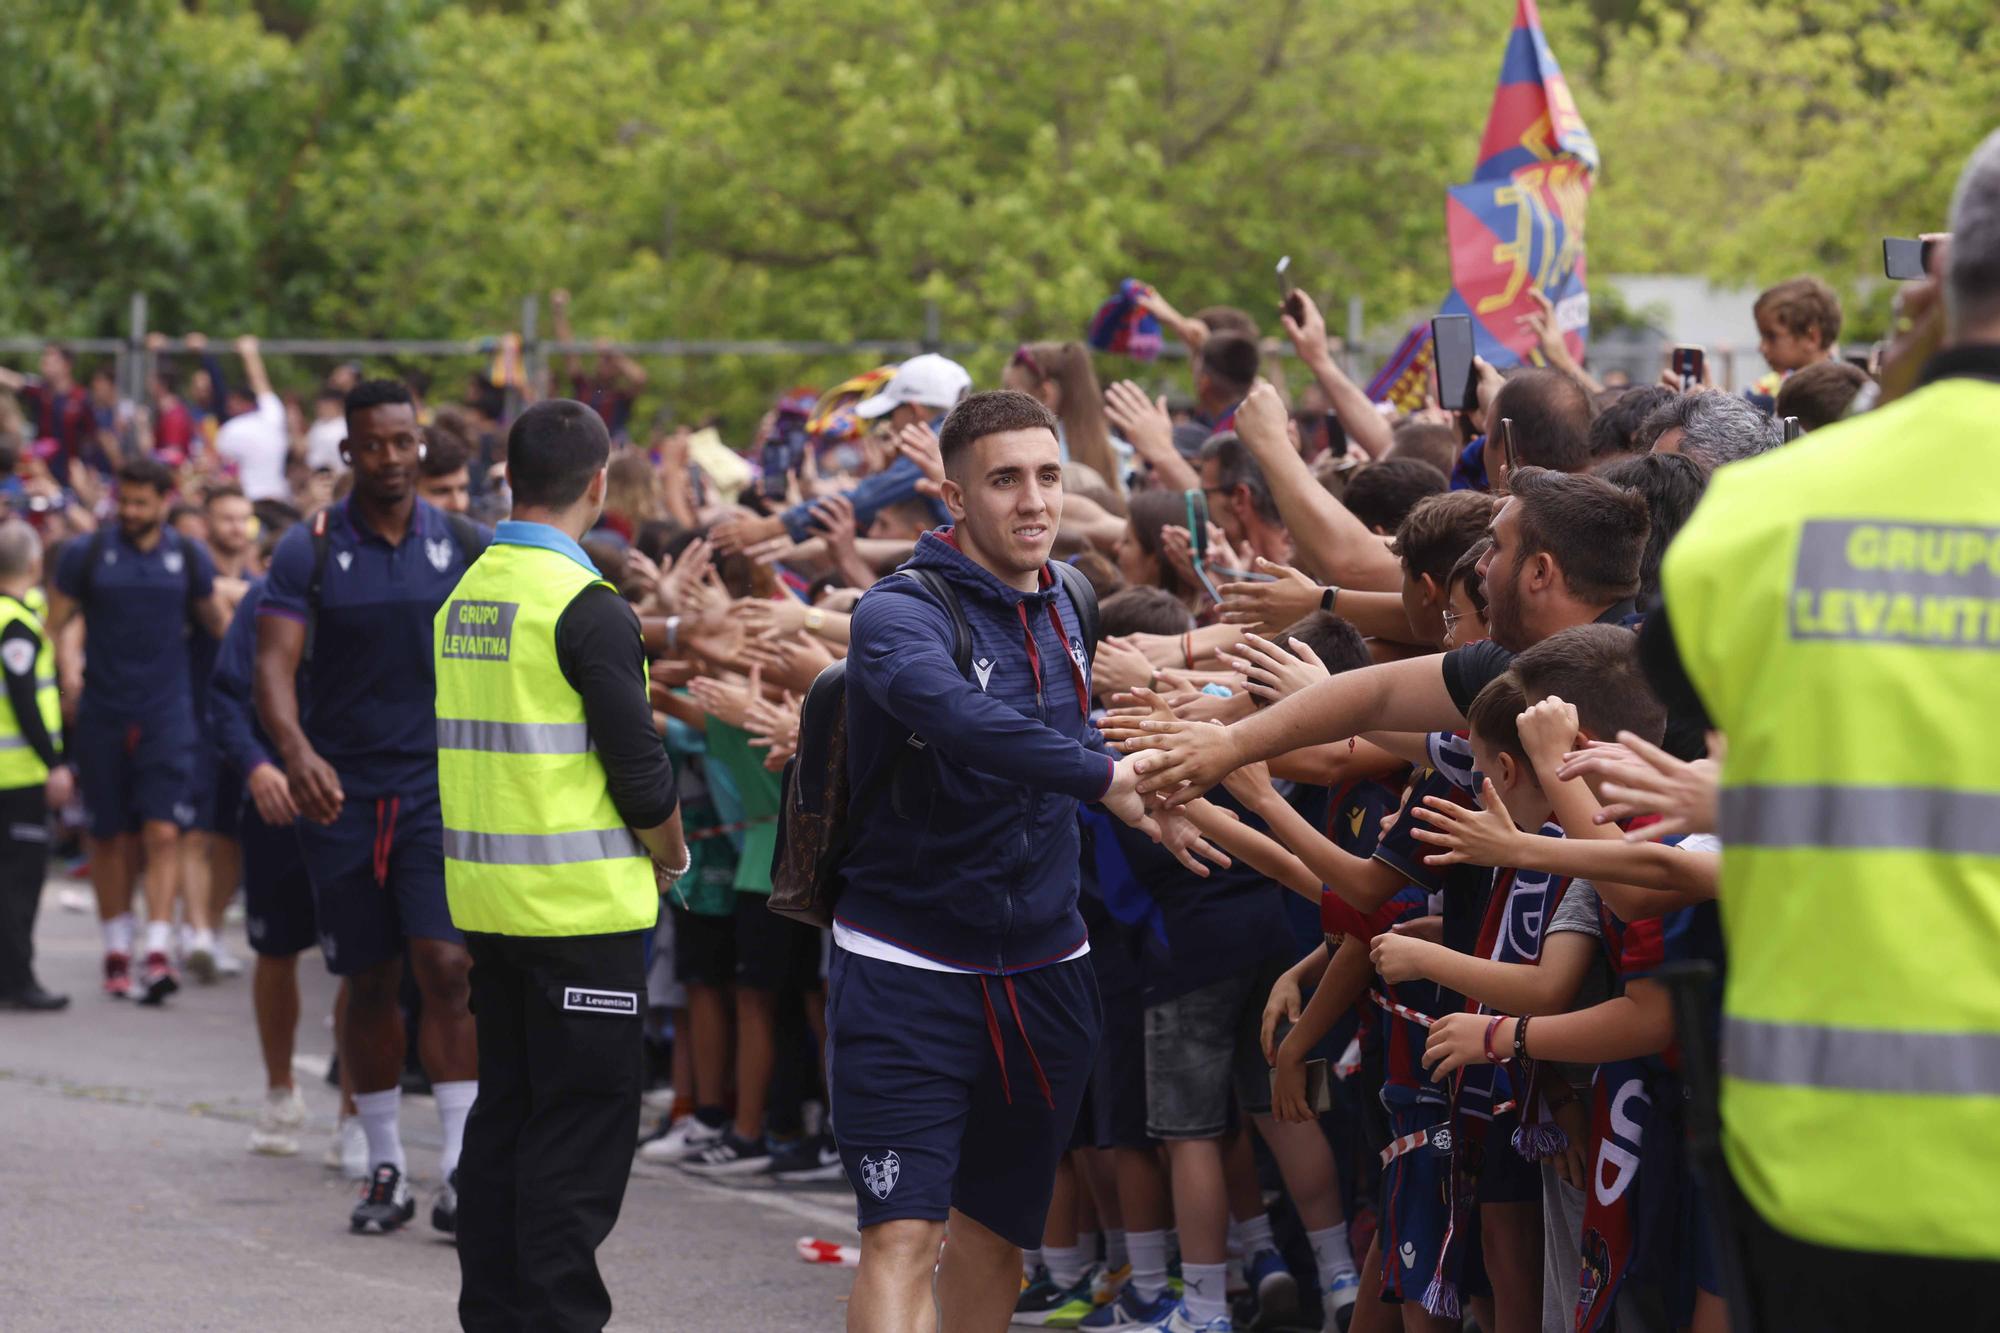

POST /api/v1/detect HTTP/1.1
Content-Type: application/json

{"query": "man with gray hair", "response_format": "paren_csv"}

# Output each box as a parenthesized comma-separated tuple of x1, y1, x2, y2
(0, 518, 71, 1010)
(1654, 127, 2000, 1328)
(1636, 389, 1784, 470)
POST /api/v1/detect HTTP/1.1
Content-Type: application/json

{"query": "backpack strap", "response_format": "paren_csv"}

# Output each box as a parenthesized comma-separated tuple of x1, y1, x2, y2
(443, 511, 486, 564)
(894, 567, 972, 677)
(1050, 560, 1100, 668)
(304, 507, 331, 666)
(75, 526, 108, 606)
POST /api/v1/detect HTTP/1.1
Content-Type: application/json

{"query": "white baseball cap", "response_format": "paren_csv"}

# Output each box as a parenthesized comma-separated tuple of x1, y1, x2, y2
(854, 353, 972, 419)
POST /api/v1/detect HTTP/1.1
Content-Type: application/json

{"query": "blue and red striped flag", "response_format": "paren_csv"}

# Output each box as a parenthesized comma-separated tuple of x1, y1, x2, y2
(1440, 0, 1597, 368)
(1366, 323, 1436, 412)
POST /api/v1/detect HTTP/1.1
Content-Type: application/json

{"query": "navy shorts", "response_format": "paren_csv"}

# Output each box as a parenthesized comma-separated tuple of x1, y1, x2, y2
(188, 749, 244, 838)
(240, 801, 316, 958)
(827, 949, 1101, 1250)
(71, 708, 195, 839)
(296, 787, 460, 977)
(1091, 985, 1153, 1150)
(1378, 1102, 1453, 1305)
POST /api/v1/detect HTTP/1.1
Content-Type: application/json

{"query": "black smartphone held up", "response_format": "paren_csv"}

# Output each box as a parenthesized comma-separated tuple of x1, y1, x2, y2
(1671, 344, 1705, 391)
(1431, 315, 1476, 413)
(1276, 255, 1303, 323)
(1782, 416, 1803, 443)
(1883, 236, 1935, 282)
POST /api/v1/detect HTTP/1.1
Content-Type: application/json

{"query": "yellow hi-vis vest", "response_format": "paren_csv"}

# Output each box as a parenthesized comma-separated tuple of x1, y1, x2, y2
(1661, 374, 2000, 1260)
(433, 539, 655, 937)
(0, 593, 59, 789)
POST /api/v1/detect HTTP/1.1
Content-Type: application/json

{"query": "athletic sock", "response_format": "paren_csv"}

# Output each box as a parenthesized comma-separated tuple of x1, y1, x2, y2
(1105, 1227, 1130, 1270)
(353, 1088, 407, 1174)
(103, 913, 135, 956)
(1078, 1228, 1101, 1266)
(432, 1080, 477, 1179)
(1236, 1210, 1277, 1257)
(1044, 1243, 1086, 1287)
(1128, 1229, 1170, 1301)
(1184, 1261, 1229, 1325)
(1024, 1247, 1044, 1277)
(1307, 1222, 1356, 1289)
(143, 919, 173, 957)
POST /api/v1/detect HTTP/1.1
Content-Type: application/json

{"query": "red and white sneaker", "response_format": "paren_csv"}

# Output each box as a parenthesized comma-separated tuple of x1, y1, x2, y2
(102, 951, 133, 999)
(136, 951, 179, 1006)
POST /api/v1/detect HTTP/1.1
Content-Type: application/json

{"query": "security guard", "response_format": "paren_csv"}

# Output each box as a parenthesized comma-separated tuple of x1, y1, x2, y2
(1660, 130, 2000, 1330)
(0, 519, 69, 1010)
(435, 399, 686, 1333)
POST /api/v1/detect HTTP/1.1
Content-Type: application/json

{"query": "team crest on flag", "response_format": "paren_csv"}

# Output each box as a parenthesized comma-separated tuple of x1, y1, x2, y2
(426, 538, 454, 572)
(859, 1150, 900, 1200)
(1442, 0, 1597, 368)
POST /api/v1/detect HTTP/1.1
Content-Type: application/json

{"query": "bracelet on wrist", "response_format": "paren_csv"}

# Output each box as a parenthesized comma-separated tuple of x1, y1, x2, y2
(1483, 1014, 1506, 1065)
(1513, 1014, 1532, 1064)
(1320, 585, 1341, 615)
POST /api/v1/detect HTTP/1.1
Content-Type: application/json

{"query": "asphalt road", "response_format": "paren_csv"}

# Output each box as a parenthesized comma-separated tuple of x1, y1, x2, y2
(0, 878, 860, 1332)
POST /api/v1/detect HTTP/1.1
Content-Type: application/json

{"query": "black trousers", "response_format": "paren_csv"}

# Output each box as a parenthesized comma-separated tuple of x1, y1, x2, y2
(0, 786, 49, 997)
(457, 928, 647, 1333)
(1727, 1168, 2000, 1331)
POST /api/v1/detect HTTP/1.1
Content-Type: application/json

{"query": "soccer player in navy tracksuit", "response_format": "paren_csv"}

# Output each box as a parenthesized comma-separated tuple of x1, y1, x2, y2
(829, 390, 1224, 1332)
(47, 457, 229, 1004)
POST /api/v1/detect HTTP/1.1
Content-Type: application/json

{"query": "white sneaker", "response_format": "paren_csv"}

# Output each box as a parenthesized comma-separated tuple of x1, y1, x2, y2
(324, 1116, 370, 1179)
(249, 1086, 307, 1156)
(57, 885, 93, 914)
(637, 1115, 723, 1164)
(212, 940, 245, 978)
(1142, 1302, 1232, 1332)
(184, 928, 219, 984)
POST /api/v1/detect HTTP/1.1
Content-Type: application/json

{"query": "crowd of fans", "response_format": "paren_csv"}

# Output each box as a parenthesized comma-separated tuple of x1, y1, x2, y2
(0, 227, 1912, 1333)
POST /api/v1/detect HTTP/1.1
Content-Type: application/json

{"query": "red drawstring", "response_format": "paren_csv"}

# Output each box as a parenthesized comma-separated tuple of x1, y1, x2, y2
(978, 977, 1013, 1105)
(977, 974, 1056, 1108)
(372, 796, 402, 887)
(1003, 975, 1055, 1108)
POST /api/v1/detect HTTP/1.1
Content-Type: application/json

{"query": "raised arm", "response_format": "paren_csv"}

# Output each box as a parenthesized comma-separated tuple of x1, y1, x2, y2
(1231, 381, 1401, 591)
(1279, 290, 1394, 460)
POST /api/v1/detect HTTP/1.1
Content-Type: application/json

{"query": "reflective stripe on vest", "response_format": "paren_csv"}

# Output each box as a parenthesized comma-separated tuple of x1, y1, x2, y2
(1726, 1016, 2000, 1098)
(437, 718, 593, 756)
(443, 825, 644, 866)
(1720, 784, 2000, 855)
(0, 597, 59, 788)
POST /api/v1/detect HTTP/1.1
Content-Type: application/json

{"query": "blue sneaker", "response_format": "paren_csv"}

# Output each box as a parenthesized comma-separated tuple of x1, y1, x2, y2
(1322, 1269, 1362, 1331)
(1247, 1249, 1298, 1323)
(1139, 1300, 1231, 1332)
(1080, 1283, 1181, 1330)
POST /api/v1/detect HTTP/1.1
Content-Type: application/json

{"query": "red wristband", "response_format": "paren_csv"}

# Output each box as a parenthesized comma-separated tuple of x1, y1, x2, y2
(1483, 1015, 1506, 1065)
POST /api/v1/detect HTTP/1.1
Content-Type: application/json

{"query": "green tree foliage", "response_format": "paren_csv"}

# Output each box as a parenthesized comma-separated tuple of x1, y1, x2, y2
(0, 0, 1988, 413)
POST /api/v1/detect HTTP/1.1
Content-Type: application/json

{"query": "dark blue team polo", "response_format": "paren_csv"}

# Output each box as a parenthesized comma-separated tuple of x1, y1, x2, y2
(55, 528, 216, 726)
(260, 499, 486, 799)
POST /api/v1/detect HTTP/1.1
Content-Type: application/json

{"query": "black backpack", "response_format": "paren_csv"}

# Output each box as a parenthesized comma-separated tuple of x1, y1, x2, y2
(301, 505, 485, 664)
(767, 561, 1100, 928)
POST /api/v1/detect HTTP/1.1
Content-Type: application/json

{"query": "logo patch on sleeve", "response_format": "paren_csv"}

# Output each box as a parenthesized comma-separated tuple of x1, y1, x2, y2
(441, 599, 518, 661)
(562, 987, 639, 1016)
(1, 638, 35, 677)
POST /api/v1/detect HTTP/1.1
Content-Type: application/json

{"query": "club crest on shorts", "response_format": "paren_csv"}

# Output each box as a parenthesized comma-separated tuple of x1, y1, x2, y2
(426, 537, 454, 572)
(859, 1150, 900, 1200)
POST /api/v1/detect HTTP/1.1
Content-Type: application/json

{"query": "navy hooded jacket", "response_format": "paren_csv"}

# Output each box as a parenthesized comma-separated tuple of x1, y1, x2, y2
(835, 530, 1114, 974)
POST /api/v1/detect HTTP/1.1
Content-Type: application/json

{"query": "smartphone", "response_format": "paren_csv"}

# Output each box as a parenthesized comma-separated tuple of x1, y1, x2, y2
(1183, 489, 1223, 603)
(1270, 1058, 1333, 1114)
(1495, 417, 1517, 477)
(1276, 256, 1303, 323)
(1212, 566, 1277, 584)
(1671, 344, 1705, 391)
(1883, 236, 1935, 282)
(1782, 415, 1803, 443)
(1430, 315, 1476, 413)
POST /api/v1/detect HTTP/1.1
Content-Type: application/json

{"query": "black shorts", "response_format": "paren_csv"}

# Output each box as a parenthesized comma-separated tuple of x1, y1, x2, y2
(669, 893, 822, 992)
(1091, 984, 1153, 1150)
